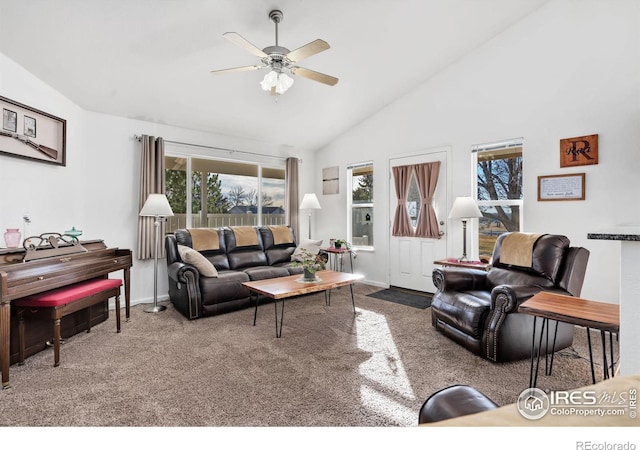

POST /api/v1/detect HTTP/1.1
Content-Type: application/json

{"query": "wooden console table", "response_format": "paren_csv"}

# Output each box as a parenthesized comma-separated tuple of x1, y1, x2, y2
(433, 258, 491, 271)
(519, 291, 620, 389)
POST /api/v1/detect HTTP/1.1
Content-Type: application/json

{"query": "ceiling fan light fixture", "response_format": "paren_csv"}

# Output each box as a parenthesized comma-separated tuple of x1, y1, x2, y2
(260, 70, 294, 95)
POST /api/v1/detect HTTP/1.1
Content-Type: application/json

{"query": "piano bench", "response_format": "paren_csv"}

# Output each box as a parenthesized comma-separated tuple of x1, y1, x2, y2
(14, 278, 123, 367)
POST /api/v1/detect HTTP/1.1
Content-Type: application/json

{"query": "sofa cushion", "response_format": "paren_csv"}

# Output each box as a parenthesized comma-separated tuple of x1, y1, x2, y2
(244, 266, 290, 281)
(485, 267, 554, 291)
(177, 245, 218, 277)
(292, 239, 323, 262)
(259, 226, 298, 265)
(492, 234, 569, 283)
(199, 270, 250, 305)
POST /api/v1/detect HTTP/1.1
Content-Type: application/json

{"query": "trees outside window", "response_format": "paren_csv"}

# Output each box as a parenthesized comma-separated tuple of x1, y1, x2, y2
(164, 155, 285, 231)
(474, 140, 523, 255)
(348, 162, 374, 247)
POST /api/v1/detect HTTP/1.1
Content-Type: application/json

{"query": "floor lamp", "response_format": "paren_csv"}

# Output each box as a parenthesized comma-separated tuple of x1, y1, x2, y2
(139, 193, 174, 313)
(448, 196, 482, 262)
(299, 193, 321, 239)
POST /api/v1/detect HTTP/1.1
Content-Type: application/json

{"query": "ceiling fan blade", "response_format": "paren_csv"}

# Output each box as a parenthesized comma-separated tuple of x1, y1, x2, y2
(286, 39, 330, 62)
(223, 32, 267, 58)
(290, 66, 339, 86)
(210, 65, 265, 75)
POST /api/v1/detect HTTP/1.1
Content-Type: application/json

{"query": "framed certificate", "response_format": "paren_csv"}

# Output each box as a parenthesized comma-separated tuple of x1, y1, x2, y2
(538, 173, 585, 201)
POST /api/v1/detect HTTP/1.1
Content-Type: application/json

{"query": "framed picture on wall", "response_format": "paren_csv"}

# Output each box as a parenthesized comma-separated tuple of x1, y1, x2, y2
(323, 166, 339, 195)
(0, 96, 66, 166)
(538, 173, 585, 201)
(24, 115, 36, 138)
(3, 108, 17, 132)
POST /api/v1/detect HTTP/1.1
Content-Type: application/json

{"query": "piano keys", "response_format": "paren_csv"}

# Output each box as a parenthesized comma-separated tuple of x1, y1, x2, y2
(0, 239, 132, 388)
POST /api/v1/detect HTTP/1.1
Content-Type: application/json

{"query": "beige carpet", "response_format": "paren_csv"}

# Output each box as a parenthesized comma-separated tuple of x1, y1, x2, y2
(0, 284, 615, 427)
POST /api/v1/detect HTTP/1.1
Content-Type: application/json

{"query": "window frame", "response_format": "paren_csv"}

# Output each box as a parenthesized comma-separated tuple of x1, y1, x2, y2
(347, 161, 374, 251)
(164, 151, 286, 231)
(472, 138, 524, 256)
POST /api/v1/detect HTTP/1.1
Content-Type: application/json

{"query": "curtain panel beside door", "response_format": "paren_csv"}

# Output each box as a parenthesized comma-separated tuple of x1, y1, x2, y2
(391, 161, 441, 238)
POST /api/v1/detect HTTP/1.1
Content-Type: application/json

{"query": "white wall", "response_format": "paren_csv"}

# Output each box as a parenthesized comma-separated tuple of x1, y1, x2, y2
(308, 0, 640, 303)
(1, 0, 638, 307)
(0, 51, 309, 306)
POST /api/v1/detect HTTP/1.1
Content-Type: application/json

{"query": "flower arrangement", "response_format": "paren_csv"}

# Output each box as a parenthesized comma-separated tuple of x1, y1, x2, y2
(291, 248, 326, 275)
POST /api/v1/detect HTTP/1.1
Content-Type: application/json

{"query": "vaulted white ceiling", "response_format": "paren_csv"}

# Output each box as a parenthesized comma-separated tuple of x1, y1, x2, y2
(0, 0, 549, 156)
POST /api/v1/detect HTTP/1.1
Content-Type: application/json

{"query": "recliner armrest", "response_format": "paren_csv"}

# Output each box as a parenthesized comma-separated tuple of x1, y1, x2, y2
(167, 261, 200, 285)
(489, 284, 543, 313)
(432, 267, 488, 292)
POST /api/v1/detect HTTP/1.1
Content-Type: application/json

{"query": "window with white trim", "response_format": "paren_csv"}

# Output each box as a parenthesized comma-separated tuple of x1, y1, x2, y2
(347, 162, 374, 248)
(473, 138, 523, 256)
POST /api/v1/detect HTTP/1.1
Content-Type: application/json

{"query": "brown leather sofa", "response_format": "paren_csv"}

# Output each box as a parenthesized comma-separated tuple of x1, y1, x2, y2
(165, 226, 304, 319)
(431, 233, 590, 362)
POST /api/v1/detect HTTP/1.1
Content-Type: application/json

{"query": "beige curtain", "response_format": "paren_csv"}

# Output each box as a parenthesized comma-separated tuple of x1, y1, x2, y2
(391, 165, 413, 236)
(137, 135, 166, 260)
(414, 161, 441, 238)
(285, 157, 300, 242)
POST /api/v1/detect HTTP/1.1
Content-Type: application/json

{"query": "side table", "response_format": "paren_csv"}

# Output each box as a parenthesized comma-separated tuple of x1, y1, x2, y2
(519, 291, 620, 389)
(323, 247, 354, 273)
(433, 258, 491, 271)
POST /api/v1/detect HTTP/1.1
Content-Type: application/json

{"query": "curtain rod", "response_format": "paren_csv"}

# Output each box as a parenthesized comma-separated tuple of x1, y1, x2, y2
(133, 135, 290, 162)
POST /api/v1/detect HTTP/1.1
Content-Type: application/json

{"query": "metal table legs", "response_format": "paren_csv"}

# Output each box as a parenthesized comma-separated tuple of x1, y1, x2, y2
(528, 317, 617, 389)
(252, 286, 357, 338)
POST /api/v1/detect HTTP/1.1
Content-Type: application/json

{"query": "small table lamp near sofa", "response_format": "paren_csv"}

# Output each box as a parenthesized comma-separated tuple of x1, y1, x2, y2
(139, 193, 174, 313)
(448, 196, 482, 262)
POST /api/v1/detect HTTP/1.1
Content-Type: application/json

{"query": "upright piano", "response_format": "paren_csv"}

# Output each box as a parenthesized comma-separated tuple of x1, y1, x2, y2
(0, 239, 132, 388)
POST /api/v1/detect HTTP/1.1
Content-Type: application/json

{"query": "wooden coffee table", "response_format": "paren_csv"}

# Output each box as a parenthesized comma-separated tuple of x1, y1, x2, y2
(243, 270, 364, 337)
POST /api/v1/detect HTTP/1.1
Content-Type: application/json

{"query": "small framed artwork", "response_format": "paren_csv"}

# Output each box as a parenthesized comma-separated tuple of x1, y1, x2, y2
(24, 116, 36, 138)
(0, 96, 66, 166)
(538, 173, 585, 201)
(3, 108, 17, 132)
(323, 166, 339, 195)
(560, 134, 598, 167)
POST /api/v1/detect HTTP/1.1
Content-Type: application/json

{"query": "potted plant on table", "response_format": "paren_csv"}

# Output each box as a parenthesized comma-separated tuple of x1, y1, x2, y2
(292, 248, 326, 281)
(333, 239, 357, 259)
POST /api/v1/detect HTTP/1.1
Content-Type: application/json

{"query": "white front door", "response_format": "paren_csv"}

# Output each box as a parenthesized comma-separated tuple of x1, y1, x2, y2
(389, 149, 448, 293)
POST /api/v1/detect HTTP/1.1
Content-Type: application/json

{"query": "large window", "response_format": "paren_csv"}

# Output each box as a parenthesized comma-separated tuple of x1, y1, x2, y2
(165, 155, 285, 232)
(347, 162, 374, 248)
(473, 139, 523, 256)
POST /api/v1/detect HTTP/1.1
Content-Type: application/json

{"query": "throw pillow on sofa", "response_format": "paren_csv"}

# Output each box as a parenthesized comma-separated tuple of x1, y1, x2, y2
(177, 244, 218, 277)
(291, 239, 323, 262)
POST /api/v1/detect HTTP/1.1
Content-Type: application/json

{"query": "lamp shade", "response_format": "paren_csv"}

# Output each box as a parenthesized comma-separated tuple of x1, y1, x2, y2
(300, 193, 321, 210)
(448, 196, 482, 219)
(140, 194, 174, 217)
(260, 71, 294, 95)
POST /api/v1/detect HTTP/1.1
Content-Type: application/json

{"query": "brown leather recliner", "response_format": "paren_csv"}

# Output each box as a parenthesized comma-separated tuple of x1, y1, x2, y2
(430, 233, 590, 362)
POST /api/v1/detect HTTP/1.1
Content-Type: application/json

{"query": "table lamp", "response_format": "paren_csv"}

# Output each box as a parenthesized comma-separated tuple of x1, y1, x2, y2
(448, 196, 482, 262)
(139, 193, 174, 313)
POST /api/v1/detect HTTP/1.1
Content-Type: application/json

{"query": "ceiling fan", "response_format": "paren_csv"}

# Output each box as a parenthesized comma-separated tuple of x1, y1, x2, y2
(211, 9, 338, 95)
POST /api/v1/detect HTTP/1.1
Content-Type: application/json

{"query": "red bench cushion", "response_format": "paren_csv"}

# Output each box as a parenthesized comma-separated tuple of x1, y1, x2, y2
(15, 278, 122, 307)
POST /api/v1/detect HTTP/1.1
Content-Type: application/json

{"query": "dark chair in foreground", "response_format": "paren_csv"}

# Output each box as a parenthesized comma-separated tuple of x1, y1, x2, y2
(431, 233, 589, 362)
(418, 385, 498, 424)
